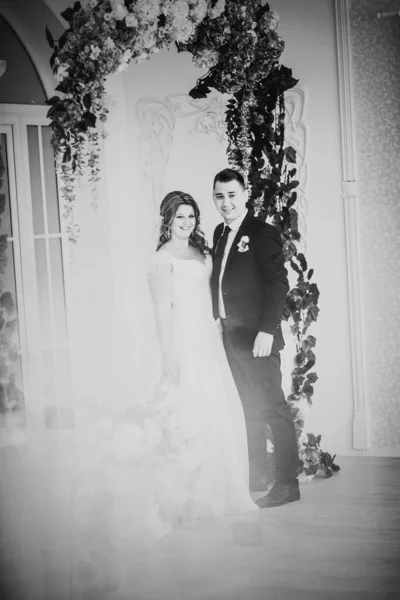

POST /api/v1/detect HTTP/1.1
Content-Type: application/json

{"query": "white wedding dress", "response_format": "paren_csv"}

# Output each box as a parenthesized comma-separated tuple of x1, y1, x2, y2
(137, 250, 257, 529)
(66, 250, 256, 549)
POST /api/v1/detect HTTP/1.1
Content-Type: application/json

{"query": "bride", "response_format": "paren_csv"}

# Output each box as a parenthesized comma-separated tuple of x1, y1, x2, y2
(0, 191, 258, 600)
(145, 190, 258, 526)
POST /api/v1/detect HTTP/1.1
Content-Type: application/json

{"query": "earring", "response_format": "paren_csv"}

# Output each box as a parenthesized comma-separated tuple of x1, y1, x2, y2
(166, 226, 171, 239)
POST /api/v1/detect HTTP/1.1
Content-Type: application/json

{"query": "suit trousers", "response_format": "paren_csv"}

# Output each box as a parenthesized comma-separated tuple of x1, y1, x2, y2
(221, 321, 299, 485)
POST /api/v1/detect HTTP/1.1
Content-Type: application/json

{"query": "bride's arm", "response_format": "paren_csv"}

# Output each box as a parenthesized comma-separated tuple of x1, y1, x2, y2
(148, 262, 178, 382)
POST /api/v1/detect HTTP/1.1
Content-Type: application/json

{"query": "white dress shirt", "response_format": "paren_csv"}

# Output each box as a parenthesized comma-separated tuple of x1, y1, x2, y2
(218, 209, 248, 318)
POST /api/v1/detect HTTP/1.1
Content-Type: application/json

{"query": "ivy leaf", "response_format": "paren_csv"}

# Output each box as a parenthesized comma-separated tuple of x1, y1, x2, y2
(287, 192, 297, 209)
(0, 292, 13, 315)
(55, 81, 70, 94)
(297, 253, 308, 272)
(302, 381, 314, 397)
(305, 349, 316, 363)
(306, 372, 318, 384)
(290, 259, 302, 278)
(58, 31, 68, 51)
(60, 7, 75, 22)
(295, 349, 305, 366)
(45, 26, 54, 49)
(189, 80, 212, 99)
(290, 230, 301, 242)
(0, 233, 7, 253)
(307, 433, 321, 447)
(292, 374, 305, 393)
(309, 282, 320, 299)
(82, 111, 97, 128)
(81, 94, 91, 110)
(284, 146, 296, 163)
(158, 13, 167, 27)
(306, 335, 316, 347)
(301, 359, 315, 375)
(287, 179, 300, 190)
(289, 208, 298, 230)
(307, 268, 314, 280)
(63, 147, 71, 163)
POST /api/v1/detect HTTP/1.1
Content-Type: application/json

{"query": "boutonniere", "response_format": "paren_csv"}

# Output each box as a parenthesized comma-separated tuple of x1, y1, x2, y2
(237, 235, 250, 253)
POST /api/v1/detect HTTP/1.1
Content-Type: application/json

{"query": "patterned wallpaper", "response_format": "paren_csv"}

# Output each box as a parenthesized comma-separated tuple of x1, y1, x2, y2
(349, 0, 400, 449)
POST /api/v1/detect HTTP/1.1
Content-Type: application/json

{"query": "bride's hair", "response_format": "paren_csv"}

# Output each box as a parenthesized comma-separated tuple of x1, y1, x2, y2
(157, 191, 210, 255)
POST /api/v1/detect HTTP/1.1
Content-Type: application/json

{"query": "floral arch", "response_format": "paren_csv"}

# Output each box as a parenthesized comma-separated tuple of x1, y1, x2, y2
(46, 0, 339, 477)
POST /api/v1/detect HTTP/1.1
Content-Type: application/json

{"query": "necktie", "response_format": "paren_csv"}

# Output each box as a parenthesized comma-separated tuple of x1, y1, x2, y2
(212, 226, 231, 318)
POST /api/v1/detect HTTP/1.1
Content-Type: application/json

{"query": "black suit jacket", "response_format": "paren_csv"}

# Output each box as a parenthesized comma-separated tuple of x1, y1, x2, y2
(211, 210, 289, 352)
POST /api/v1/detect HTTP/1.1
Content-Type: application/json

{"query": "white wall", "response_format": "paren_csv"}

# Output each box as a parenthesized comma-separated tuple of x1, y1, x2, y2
(350, 0, 400, 452)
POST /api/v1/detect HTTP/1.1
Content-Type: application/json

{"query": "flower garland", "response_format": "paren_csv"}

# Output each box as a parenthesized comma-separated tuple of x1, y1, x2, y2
(47, 0, 339, 478)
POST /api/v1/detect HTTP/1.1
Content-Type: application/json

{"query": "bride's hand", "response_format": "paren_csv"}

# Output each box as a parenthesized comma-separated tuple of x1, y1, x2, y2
(163, 354, 180, 385)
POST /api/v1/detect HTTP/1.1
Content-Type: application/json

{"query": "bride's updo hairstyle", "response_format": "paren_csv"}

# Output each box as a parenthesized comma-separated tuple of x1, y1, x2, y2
(157, 191, 210, 255)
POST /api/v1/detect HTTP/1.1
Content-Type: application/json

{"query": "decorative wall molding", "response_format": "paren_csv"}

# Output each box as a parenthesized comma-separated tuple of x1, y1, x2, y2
(136, 96, 177, 220)
(136, 93, 227, 219)
(335, 0, 369, 449)
(137, 89, 309, 242)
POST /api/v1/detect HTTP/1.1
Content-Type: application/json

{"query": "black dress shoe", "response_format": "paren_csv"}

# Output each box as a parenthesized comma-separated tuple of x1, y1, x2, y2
(255, 481, 300, 508)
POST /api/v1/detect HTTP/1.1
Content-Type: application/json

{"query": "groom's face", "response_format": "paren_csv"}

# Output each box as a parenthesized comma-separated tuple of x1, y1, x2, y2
(213, 179, 247, 225)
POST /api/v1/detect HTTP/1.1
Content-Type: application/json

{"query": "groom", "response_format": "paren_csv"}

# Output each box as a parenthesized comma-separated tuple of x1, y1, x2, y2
(211, 168, 300, 508)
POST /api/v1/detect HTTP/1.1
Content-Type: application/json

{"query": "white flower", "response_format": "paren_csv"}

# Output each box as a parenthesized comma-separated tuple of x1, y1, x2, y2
(209, 0, 225, 19)
(134, 0, 161, 23)
(189, 0, 208, 23)
(266, 439, 274, 453)
(90, 45, 101, 60)
(298, 430, 308, 447)
(104, 12, 112, 22)
(117, 48, 133, 71)
(175, 20, 195, 43)
(266, 11, 280, 31)
(55, 63, 69, 81)
(104, 37, 115, 50)
(237, 235, 250, 253)
(125, 13, 138, 28)
(114, 4, 128, 21)
(193, 48, 219, 68)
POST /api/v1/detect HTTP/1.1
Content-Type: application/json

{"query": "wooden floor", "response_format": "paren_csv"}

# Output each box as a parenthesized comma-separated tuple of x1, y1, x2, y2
(116, 457, 400, 600)
(1, 455, 399, 599)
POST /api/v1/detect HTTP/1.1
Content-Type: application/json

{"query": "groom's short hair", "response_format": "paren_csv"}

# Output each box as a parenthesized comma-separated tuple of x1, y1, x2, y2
(213, 168, 245, 190)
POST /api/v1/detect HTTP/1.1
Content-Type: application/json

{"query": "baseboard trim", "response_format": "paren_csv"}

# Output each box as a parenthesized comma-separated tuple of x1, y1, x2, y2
(338, 449, 400, 458)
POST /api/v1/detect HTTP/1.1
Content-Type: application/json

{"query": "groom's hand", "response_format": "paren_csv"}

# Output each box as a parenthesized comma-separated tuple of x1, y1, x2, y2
(252, 332, 274, 358)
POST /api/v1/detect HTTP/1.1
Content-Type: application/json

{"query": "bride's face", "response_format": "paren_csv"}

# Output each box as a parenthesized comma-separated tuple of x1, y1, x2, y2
(170, 204, 196, 240)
